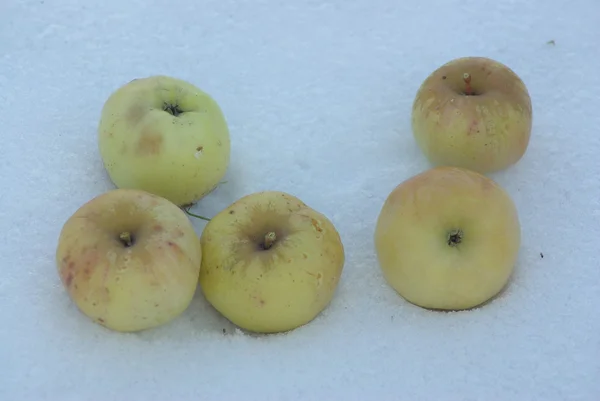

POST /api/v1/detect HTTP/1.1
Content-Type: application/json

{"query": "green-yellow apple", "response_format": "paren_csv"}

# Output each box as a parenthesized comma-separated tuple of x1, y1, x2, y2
(374, 166, 521, 311)
(411, 56, 532, 173)
(97, 75, 230, 206)
(55, 188, 203, 332)
(198, 191, 345, 333)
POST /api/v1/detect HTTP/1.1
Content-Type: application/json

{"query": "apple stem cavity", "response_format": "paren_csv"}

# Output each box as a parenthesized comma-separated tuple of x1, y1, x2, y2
(447, 229, 463, 247)
(462, 73, 474, 96)
(262, 231, 277, 250)
(119, 231, 135, 247)
(163, 102, 184, 117)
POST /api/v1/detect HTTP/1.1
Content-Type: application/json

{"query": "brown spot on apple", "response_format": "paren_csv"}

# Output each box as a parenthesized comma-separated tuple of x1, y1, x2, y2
(136, 128, 163, 156)
(153, 224, 163, 232)
(59, 259, 76, 287)
(65, 272, 74, 287)
(127, 104, 146, 126)
(251, 294, 266, 307)
(467, 119, 479, 136)
(80, 249, 101, 278)
(311, 218, 323, 233)
(167, 241, 183, 254)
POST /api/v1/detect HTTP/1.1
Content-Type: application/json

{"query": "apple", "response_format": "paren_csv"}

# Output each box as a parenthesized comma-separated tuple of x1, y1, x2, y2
(97, 75, 231, 206)
(411, 56, 533, 173)
(198, 191, 345, 333)
(374, 166, 521, 311)
(55, 188, 203, 332)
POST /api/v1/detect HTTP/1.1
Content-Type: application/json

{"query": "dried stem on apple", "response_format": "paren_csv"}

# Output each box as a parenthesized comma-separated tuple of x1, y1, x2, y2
(180, 181, 230, 222)
(183, 206, 211, 221)
(263, 231, 277, 250)
(447, 229, 463, 247)
(462, 73, 473, 96)
(119, 231, 134, 247)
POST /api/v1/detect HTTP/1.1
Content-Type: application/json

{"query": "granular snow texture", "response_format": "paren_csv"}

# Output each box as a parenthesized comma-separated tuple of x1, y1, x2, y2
(1, 0, 599, 400)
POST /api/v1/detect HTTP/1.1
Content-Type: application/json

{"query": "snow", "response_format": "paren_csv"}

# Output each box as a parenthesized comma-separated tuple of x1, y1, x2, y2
(2, 0, 599, 399)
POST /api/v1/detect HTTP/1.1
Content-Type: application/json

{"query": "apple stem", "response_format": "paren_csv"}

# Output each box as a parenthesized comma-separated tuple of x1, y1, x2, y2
(463, 73, 473, 96)
(119, 231, 134, 247)
(263, 232, 277, 250)
(183, 207, 211, 221)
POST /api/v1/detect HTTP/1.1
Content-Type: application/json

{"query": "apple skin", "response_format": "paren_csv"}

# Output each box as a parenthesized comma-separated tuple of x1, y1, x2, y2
(411, 56, 532, 173)
(97, 75, 231, 206)
(55, 188, 203, 332)
(198, 191, 345, 333)
(374, 166, 521, 311)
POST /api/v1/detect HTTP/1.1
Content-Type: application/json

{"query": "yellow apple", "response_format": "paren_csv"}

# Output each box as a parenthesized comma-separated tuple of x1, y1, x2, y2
(55, 188, 203, 332)
(411, 56, 533, 173)
(97, 75, 231, 206)
(198, 191, 345, 333)
(374, 166, 521, 311)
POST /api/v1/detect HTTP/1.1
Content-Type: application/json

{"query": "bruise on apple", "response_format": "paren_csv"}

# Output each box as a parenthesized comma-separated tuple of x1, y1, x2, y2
(57, 239, 112, 323)
(126, 103, 147, 127)
(136, 126, 164, 156)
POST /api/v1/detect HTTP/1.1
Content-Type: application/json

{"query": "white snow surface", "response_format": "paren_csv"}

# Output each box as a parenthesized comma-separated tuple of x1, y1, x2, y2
(2, 0, 600, 399)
